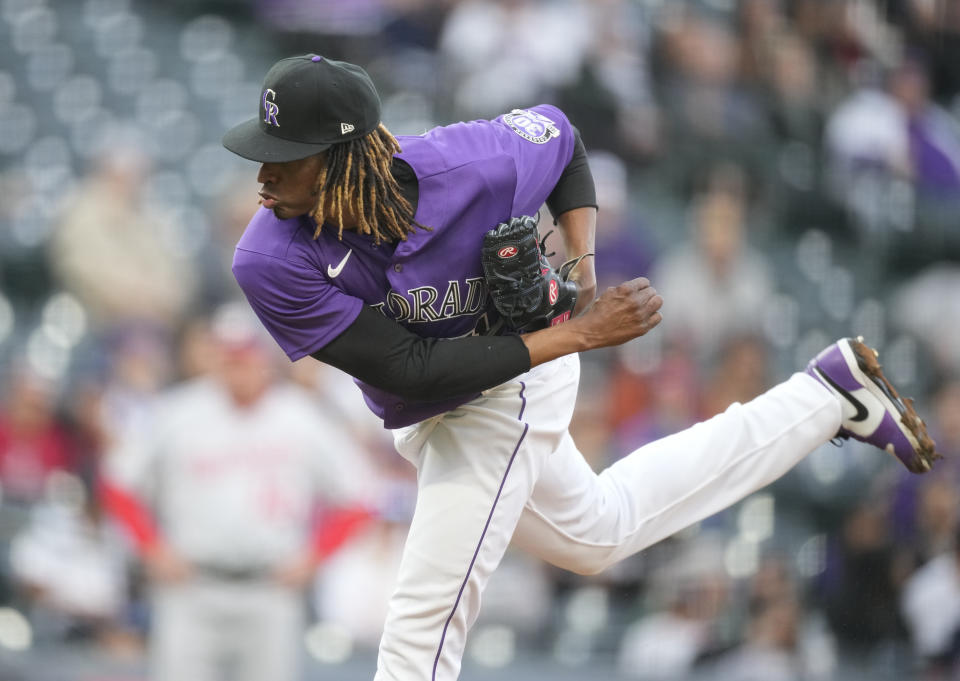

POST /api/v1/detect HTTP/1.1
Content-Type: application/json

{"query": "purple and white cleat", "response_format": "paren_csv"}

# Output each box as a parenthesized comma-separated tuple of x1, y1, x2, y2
(806, 336, 940, 474)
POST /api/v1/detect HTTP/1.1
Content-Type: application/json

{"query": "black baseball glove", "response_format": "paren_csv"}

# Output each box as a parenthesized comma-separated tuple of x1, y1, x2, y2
(481, 215, 591, 332)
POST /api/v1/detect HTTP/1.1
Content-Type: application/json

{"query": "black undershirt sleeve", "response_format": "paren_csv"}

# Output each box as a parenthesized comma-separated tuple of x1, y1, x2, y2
(311, 306, 531, 402)
(545, 128, 598, 221)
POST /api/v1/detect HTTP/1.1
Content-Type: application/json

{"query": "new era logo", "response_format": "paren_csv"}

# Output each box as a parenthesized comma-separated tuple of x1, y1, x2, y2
(341, 122, 355, 135)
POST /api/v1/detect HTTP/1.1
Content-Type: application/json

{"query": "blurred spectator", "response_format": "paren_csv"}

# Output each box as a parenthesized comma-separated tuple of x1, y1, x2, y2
(727, 596, 806, 681)
(823, 60, 912, 238)
(899, 0, 960, 103)
(653, 7, 773, 186)
(891, 263, 960, 371)
(698, 592, 834, 681)
(818, 499, 912, 660)
(763, 30, 823, 146)
(554, 0, 660, 160)
(701, 334, 771, 419)
(713, 553, 837, 680)
(901, 526, 960, 676)
(760, 30, 837, 232)
(438, 0, 592, 118)
(612, 343, 701, 454)
(748, 553, 797, 612)
(890, 374, 960, 560)
(173, 315, 218, 382)
(825, 51, 960, 260)
(736, 0, 788, 88)
(585, 151, 656, 292)
(650, 166, 775, 362)
(819, 0, 900, 77)
(8, 471, 129, 647)
(101, 303, 374, 681)
(48, 147, 196, 330)
(0, 370, 77, 507)
(889, 52, 960, 198)
(566, 372, 617, 471)
(617, 536, 732, 679)
(914, 477, 960, 563)
(929, 374, 960, 460)
(97, 323, 172, 448)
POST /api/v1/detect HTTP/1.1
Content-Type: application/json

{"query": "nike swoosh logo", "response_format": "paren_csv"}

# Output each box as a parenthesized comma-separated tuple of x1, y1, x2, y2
(327, 249, 353, 278)
(815, 367, 869, 422)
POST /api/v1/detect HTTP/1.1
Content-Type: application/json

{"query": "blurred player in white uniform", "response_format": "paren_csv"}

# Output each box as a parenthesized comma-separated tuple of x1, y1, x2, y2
(102, 303, 373, 681)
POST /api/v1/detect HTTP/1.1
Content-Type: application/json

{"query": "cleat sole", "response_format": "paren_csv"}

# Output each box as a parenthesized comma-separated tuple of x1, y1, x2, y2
(849, 339, 941, 474)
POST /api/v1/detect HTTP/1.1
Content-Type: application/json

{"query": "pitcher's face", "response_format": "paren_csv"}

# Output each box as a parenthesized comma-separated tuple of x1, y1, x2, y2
(256, 154, 326, 220)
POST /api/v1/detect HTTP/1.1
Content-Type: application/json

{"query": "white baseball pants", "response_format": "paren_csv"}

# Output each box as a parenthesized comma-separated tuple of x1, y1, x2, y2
(376, 354, 841, 681)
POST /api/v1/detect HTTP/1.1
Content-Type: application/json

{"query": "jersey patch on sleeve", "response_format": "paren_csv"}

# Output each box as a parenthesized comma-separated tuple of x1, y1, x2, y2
(503, 108, 560, 144)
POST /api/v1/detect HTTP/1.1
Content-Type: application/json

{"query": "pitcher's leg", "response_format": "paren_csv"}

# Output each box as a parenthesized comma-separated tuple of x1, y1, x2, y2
(512, 373, 840, 574)
(376, 357, 580, 681)
(375, 392, 544, 681)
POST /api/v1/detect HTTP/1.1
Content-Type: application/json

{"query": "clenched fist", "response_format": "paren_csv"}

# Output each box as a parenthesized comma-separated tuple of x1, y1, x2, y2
(521, 276, 663, 367)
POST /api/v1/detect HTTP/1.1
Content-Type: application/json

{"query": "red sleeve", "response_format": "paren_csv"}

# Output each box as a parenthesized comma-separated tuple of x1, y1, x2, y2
(98, 476, 161, 554)
(311, 506, 374, 561)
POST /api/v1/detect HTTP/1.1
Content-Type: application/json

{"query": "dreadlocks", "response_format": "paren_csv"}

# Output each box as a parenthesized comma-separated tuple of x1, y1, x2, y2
(310, 123, 423, 244)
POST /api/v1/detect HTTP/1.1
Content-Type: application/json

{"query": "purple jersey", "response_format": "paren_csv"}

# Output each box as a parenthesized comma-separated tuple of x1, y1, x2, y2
(233, 105, 575, 427)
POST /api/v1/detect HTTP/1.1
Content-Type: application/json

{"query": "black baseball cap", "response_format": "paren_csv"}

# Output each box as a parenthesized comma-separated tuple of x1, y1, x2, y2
(222, 54, 381, 163)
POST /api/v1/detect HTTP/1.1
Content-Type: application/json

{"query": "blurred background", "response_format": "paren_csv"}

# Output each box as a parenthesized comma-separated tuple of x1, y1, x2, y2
(2, 0, 960, 679)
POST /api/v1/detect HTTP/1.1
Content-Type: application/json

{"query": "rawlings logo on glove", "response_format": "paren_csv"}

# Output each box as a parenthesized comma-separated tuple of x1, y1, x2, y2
(481, 215, 591, 332)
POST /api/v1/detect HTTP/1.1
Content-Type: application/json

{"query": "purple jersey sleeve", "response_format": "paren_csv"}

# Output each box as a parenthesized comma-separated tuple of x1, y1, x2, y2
(492, 104, 576, 215)
(232, 211, 363, 361)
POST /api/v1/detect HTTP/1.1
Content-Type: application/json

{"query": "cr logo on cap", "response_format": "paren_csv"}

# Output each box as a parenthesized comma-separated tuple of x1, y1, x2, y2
(262, 89, 279, 127)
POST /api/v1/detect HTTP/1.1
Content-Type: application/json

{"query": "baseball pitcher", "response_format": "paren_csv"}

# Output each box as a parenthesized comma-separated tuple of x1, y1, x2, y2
(222, 54, 940, 681)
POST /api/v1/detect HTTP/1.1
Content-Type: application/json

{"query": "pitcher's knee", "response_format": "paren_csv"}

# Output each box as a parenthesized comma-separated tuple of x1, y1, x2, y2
(559, 551, 619, 576)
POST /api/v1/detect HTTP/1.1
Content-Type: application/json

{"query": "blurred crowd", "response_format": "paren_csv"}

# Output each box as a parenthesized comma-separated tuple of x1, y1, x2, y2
(3, 0, 960, 679)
